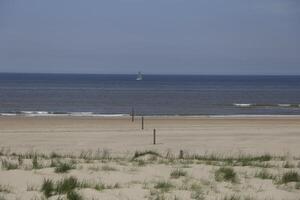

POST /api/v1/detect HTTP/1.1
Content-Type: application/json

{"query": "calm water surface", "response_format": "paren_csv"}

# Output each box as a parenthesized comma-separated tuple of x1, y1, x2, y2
(0, 73, 300, 115)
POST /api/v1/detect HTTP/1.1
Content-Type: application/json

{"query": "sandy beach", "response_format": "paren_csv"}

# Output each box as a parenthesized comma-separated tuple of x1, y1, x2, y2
(0, 116, 300, 155)
(1, 116, 300, 200)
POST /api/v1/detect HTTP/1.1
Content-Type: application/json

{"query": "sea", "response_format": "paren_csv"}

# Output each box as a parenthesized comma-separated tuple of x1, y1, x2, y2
(0, 73, 300, 116)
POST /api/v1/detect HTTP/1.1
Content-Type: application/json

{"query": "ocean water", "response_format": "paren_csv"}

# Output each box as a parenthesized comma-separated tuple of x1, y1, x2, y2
(0, 73, 300, 116)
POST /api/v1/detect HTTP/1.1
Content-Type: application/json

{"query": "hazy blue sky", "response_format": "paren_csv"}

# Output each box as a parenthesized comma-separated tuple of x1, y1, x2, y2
(0, 0, 299, 75)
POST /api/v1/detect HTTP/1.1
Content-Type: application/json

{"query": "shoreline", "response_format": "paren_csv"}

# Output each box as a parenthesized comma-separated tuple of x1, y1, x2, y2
(2, 114, 300, 119)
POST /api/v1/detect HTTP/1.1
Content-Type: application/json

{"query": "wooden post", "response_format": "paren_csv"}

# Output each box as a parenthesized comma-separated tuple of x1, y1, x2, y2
(179, 150, 184, 159)
(153, 129, 156, 145)
(131, 107, 135, 122)
(141, 116, 144, 130)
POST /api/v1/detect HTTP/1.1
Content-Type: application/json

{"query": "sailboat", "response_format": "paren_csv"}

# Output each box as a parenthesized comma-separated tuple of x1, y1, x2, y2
(136, 72, 143, 81)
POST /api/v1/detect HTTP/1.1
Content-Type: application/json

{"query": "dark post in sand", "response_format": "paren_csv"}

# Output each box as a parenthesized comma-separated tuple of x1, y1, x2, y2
(153, 129, 156, 145)
(179, 150, 184, 159)
(141, 116, 144, 130)
(131, 107, 135, 122)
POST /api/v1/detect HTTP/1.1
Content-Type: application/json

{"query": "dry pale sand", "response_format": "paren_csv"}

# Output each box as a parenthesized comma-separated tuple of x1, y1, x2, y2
(0, 116, 300, 200)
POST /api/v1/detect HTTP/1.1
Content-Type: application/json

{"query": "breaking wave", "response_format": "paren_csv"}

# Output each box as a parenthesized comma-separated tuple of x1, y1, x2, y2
(233, 103, 300, 109)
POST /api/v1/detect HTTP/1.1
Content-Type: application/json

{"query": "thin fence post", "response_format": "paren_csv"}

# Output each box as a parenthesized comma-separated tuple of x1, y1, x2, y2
(141, 116, 144, 130)
(131, 107, 135, 122)
(153, 129, 156, 145)
(179, 150, 184, 159)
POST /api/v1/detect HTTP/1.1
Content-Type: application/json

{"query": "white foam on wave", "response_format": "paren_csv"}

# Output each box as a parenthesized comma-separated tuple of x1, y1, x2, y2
(233, 103, 252, 107)
(233, 103, 300, 108)
(0, 111, 130, 117)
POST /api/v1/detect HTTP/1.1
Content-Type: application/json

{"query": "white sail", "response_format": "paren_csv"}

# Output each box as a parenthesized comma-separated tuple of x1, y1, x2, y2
(136, 72, 143, 81)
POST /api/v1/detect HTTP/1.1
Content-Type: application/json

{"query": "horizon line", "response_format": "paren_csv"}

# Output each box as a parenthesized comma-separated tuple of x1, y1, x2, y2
(0, 71, 300, 76)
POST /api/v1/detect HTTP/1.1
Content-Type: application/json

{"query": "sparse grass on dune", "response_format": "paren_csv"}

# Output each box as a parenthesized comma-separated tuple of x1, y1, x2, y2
(0, 159, 18, 170)
(41, 176, 121, 198)
(219, 194, 255, 200)
(41, 177, 78, 197)
(281, 171, 300, 184)
(295, 182, 300, 189)
(220, 194, 241, 200)
(0, 184, 11, 193)
(283, 161, 295, 168)
(154, 181, 174, 192)
(132, 150, 162, 160)
(255, 169, 275, 180)
(54, 162, 75, 173)
(170, 168, 187, 179)
(190, 183, 204, 200)
(0, 195, 7, 200)
(32, 155, 42, 169)
(101, 165, 117, 171)
(41, 179, 54, 198)
(56, 176, 78, 194)
(3, 148, 300, 199)
(66, 190, 83, 200)
(215, 167, 237, 183)
(189, 154, 276, 168)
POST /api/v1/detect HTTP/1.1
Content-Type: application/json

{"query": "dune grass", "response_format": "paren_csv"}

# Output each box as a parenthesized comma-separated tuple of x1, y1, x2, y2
(41, 176, 121, 198)
(0, 195, 6, 200)
(190, 183, 204, 200)
(215, 167, 237, 183)
(41, 177, 78, 197)
(170, 168, 187, 179)
(66, 190, 83, 200)
(132, 150, 161, 160)
(56, 176, 78, 194)
(32, 155, 42, 169)
(41, 179, 54, 198)
(0, 159, 18, 170)
(295, 182, 300, 190)
(154, 181, 174, 192)
(221, 194, 241, 200)
(54, 162, 75, 173)
(0, 185, 11, 193)
(255, 169, 275, 180)
(283, 161, 295, 168)
(101, 165, 117, 171)
(281, 171, 300, 184)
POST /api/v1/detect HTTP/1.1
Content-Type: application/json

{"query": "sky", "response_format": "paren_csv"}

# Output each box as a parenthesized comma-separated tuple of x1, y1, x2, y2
(0, 0, 299, 75)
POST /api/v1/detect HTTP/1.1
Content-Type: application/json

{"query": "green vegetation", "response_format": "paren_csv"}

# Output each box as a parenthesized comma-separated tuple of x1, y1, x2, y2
(190, 183, 204, 200)
(255, 169, 274, 180)
(0, 185, 11, 193)
(215, 167, 237, 183)
(283, 161, 295, 168)
(41, 177, 77, 197)
(101, 165, 117, 171)
(41, 179, 54, 198)
(154, 181, 174, 192)
(54, 162, 75, 173)
(132, 150, 161, 160)
(0, 195, 6, 200)
(41, 176, 120, 198)
(32, 155, 42, 169)
(56, 177, 78, 194)
(170, 169, 187, 179)
(221, 194, 241, 200)
(0, 159, 18, 170)
(188, 153, 274, 167)
(66, 190, 83, 200)
(295, 182, 300, 189)
(281, 171, 300, 184)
